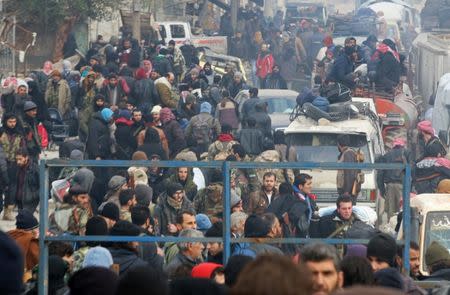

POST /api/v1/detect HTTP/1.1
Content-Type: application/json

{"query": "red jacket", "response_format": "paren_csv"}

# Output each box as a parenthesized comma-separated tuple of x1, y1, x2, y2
(256, 52, 275, 79)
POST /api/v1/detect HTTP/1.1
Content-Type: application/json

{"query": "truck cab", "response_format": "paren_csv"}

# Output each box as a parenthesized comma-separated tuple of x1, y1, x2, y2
(156, 21, 228, 55)
(398, 194, 450, 275)
(284, 98, 385, 204)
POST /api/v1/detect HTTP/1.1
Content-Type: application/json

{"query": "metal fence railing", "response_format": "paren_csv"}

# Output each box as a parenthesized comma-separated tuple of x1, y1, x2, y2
(38, 160, 411, 294)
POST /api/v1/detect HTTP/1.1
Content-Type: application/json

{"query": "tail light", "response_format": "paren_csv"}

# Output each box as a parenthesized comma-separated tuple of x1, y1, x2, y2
(370, 190, 377, 201)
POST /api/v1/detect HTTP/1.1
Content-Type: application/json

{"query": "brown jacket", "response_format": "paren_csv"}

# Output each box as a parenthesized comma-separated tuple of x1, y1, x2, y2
(8, 229, 39, 271)
(248, 187, 279, 214)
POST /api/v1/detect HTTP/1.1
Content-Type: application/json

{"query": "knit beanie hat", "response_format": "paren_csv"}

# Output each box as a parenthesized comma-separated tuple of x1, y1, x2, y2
(200, 102, 212, 114)
(110, 220, 141, 236)
(166, 182, 184, 198)
(108, 175, 127, 191)
(68, 267, 119, 295)
(132, 168, 149, 186)
(196, 214, 212, 233)
(23, 101, 37, 112)
(244, 214, 271, 238)
(0, 231, 24, 294)
(16, 209, 38, 230)
(425, 241, 450, 267)
(374, 268, 404, 291)
(82, 246, 113, 269)
(134, 184, 153, 207)
(99, 202, 120, 222)
(367, 233, 397, 267)
(151, 105, 162, 114)
(101, 108, 114, 122)
(85, 216, 108, 236)
(70, 149, 84, 160)
(191, 263, 223, 279)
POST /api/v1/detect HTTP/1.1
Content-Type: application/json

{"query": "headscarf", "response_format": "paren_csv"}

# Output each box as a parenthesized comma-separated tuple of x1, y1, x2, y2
(159, 107, 175, 124)
(323, 35, 334, 48)
(392, 138, 406, 148)
(417, 120, 435, 135)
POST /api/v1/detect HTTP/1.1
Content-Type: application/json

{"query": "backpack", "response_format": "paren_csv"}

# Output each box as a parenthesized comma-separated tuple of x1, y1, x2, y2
(320, 83, 351, 104)
(344, 220, 379, 239)
(192, 116, 215, 145)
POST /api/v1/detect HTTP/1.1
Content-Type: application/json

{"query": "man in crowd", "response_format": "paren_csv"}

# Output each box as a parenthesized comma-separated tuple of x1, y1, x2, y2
(301, 243, 343, 295)
(164, 229, 205, 279)
(119, 189, 137, 223)
(310, 195, 358, 239)
(248, 172, 279, 214)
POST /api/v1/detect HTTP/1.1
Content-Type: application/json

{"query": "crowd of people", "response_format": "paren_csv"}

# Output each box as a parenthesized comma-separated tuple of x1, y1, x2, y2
(0, 5, 448, 295)
(4, 211, 450, 295)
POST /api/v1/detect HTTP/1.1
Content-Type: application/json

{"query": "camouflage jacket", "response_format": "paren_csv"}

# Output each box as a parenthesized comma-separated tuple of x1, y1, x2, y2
(194, 182, 224, 221)
(67, 206, 93, 235)
(72, 246, 90, 273)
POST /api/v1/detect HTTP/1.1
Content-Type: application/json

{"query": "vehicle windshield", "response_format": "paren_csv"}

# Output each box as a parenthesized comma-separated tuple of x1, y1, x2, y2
(424, 211, 450, 270)
(261, 97, 297, 114)
(287, 133, 371, 163)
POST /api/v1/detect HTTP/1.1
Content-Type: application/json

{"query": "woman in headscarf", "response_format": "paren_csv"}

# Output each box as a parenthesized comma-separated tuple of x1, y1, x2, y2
(160, 108, 186, 159)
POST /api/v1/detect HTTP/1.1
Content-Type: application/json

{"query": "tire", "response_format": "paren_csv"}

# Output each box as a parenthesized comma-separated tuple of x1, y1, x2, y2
(302, 103, 332, 121)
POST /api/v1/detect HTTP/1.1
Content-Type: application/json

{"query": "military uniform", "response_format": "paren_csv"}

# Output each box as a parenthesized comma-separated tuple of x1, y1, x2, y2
(194, 182, 224, 221)
(67, 206, 93, 235)
(120, 208, 132, 223)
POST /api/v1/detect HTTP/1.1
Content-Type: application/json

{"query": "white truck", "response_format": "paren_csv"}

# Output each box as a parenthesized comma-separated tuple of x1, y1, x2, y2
(156, 22, 228, 55)
(284, 98, 385, 205)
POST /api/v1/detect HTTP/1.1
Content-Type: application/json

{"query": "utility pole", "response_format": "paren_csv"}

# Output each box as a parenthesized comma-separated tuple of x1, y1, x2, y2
(132, 0, 142, 40)
(231, 0, 239, 34)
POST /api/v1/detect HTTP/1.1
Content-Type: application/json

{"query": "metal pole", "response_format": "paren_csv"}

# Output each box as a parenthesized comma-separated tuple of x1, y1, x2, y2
(223, 161, 231, 264)
(132, 0, 142, 41)
(231, 0, 238, 34)
(12, 15, 16, 75)
(402, 164, 412, 275)
(38, 161, 50, 295)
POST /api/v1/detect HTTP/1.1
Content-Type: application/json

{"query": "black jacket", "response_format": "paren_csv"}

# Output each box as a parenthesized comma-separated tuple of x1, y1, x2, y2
(237, 128, 264, 155)
(132, 78, 158, 110)
(268, 192, 317, 238)
(310, 210, 358, 239)
(328, 54, 355, 88)
(86, 112, 112, 159)
(162, 120, 186, 159)
(109, 247, 148, 277)
(377, 147, 411, 196)
(252, 103, 272, 138)
(375, 51, 401, 91)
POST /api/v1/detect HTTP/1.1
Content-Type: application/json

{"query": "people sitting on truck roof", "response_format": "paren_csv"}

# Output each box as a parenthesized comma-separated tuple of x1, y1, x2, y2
(327, 45, 357, 89)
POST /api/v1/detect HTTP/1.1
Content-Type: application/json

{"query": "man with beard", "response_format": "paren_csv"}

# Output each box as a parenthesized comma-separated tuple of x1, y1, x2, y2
(256, 44, 275, 89)
(201, 62, 215, 86)
(301, 243, 343, 295)
(119, 189, 137, 223)
(130, 109, 145, 149)
(78, 71, 98, 142)
(67, 185, 94, 235)
(13, 148, 40, 213)
(0, 113, 25, 220)
(264, 65, 287, 89)
(45, 70, 71, 118)
(230, 31, 247, 59)
(228, 72, 248, 98)
(10, 83, 32, 115)
(101, 73, 127, 109)
(248, 172, 279, 214)
(21, 101, 41, 161)
(167, 40, 186, 82)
